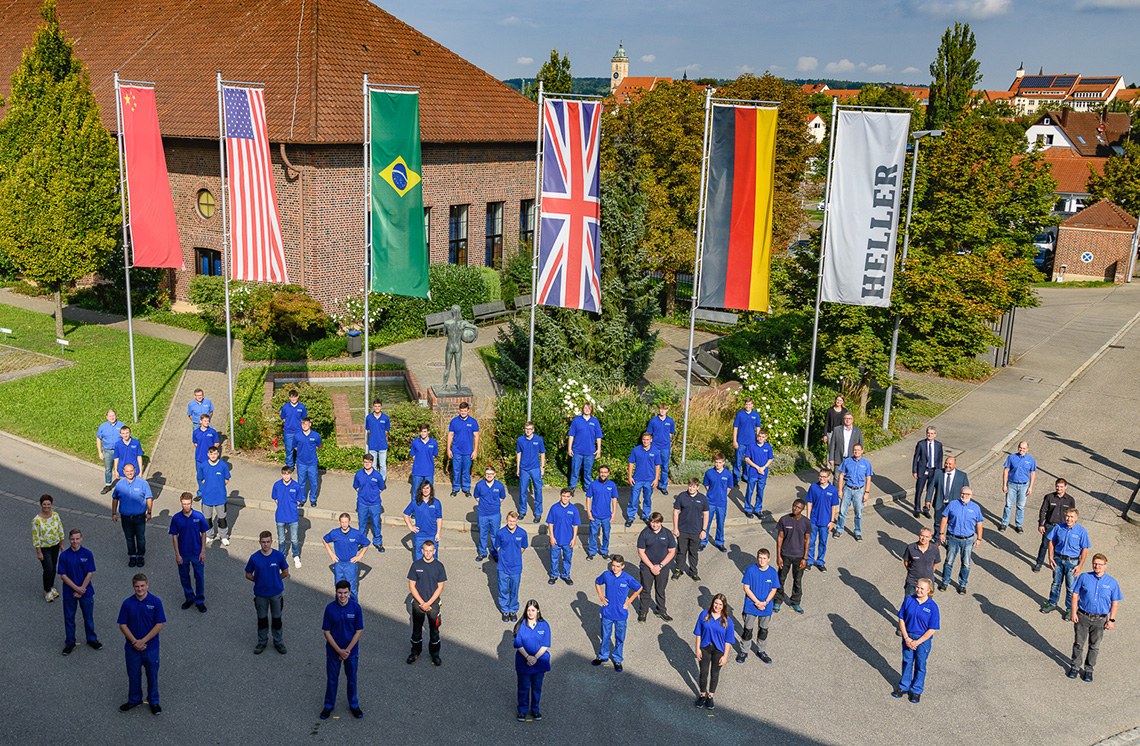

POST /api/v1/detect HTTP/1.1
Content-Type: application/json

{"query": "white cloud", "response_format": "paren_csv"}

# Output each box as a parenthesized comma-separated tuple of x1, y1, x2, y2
(768, 65, 784, 72)
(824, 59, 856, 74)
(858, 62, 868, 68)
(902, 66, 920, 73)
(500, 15, 522, 25)
(1075, 0, 1140, 6)
(869, 64, 889, 73)
(737, 64, 755, 74)
(676, 63, 702, 74)
(640, 54, 656, 63)
(797, 56, 819, 72)
(516, 56, 534, 65)
(914, 0, 1012, 19)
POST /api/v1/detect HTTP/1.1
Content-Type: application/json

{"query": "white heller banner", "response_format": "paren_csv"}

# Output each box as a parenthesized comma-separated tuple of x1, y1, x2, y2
(820, 110, 911, 307)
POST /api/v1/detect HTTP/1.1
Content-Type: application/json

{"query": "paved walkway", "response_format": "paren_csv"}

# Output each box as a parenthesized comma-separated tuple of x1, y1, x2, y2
(643, 322, 719, 391)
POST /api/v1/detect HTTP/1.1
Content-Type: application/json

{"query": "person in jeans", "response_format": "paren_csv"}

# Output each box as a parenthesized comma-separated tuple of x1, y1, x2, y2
(692, 593, 735, 710)
(736, 548, 778, 664)
(585, 466, 619, 560)
(645, 402, 675, 494)
(245, 530, 289, 654)
(937, 487, 983, 594)
(492, 512, 528, 621)
(774, 499, 810, 613)
(407, 540, 446, 667)
(546, 488, 581, 585)
(1001, 440, 1036, 532)
(295, 418, 323, 507)
(1041, 507, 1090, 616)
(515, 422, 546, 522)
(1035, 477, 1075, 572)
(33, 494, 65, 602)
(271, 467, 304, 568)
(671, 479, 708, 582)
(58, 528, 102, 655)
(567, 402, 603, 491)
(636, 513, 676, 623)
(111, 463, 152, 567)
(198, 446, 231, 546)
(96, 410, 121, 494)
(1068, 554, 1122, 682)
(352, 454, 385, 553)
(473, 466, 506, 562)
(836, 444, 873, 541)
(893, 578, 939, 704)
(592, 555, 641, 672)
(168, 493, 209, 613)
(805, 469, 839, 570)
(279, 389, 307, 468)
(625, 433, 660, 527)
(514, 599, 551, 722)
(363, 398, 390, 481)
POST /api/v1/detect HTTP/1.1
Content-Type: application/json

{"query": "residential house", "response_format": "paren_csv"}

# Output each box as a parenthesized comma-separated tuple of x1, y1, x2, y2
(1025, 110, 1131, 157)
(1052, 201, 1138, 283)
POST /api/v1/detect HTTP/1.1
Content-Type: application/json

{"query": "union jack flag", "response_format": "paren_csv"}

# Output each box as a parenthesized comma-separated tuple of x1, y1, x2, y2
(536, 100, 602, 312)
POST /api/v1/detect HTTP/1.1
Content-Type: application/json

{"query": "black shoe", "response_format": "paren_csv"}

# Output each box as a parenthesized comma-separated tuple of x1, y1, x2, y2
(351, 707, 364, 719)
(744, 512, 753, 519)
(773, 603, 782, 613)
(818, 564, 828, 573)
(913, 511, 920, 518)
(591, 658, 607, 666)
(704, 697, 715, 710)
(181, 600, 195, 610)
(137, 557, 145, 567)
(119, 702, 141, 712)
(892, 686, 905, 698)
(502, 613, 509, 622)
(407, 652, 419, 664)
(1014, 525, 1024, 534)
(855, 535, 863, 542)
(614, 662, 623, 672)
(716, 544, 727, 553)
(908, 693, 920, 704)
(922, 510, 932, 519)
(759, 652, 772, 664)
(197, 603, 207, 613)
(62, 644, 75, 656)
(601, 553, 611, 560)
(533, 516, 540, 524)
(564, 577, 574, 586)
(937, 583, 947, 592)
(463, 491, 471, 499)
(377, 545, 385, 553)
(309, 502, 317, 508)
(509, 613, 517, 621)
(128, 557, 137, 568)
(531, 711, 542, 721)
(695, 695, 707, 708)
(87, 640, 103, 651)
(517, 713, 527, 722)
(150, 703, 162, 716)
(625, 520, 633, 527)
(586, 554, 595, 561)
(548, 578, 557, 585)
(450, 491, 458, 498)
(637, 613, 647, 623)
(736, 652, 748, 663)
(998, 524, 1007, 532)
(688, 572, 701, 582)
(254, 644, 267, 654)
(671, 570, 683, 580)
(657, 612, 673, 622)
(101, 484, 113, 494)
(431, 655, 441, 666)
(1067, 667, 1079, 679)
(1032, 564, 1043, 573)
(1040, 603, 1056, 614)
(275, 643, 287, 654)
(659, 487, 668, 495)
(957, 586, 966, 595)
(319, 708, 331, 720)
(1082, 670, 1093, 682)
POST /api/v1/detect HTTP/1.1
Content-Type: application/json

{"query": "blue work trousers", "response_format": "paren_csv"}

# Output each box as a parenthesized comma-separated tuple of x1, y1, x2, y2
(324, 647, 359, 709)
(357, 502, 383, 548)
(570, 453, 595, 490)
(125, 645, 160, 705)
(451, 453, 473, 493)
(588, 519, 611, 556)
(808, 524, 830, 566)
(899, 637, 932, 695)
(550, 543, 573, 579)
(498, 571, 521, 614)
(599, 617, 627, 663)
(177, 557, 205, 604)
(297, 462, 320, 504)
(743, 477, 767, 515)
(627, 481, 653, 521)
(477, 514, 499, 557)
(282, 430, 298, 467)
(702, 504, 726, 548)
(63, 593, 96, 645)
(519, 468, 543, 517)
(656, 447, 671, 491)
(517, 672, 545, 716)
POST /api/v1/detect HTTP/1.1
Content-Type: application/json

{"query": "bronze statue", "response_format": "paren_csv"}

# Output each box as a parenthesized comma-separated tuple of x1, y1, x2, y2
(442, 305, 478, 391)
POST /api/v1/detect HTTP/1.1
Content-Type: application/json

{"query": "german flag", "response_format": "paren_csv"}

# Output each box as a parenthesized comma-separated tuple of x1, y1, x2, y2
(699, 105, 777, 312)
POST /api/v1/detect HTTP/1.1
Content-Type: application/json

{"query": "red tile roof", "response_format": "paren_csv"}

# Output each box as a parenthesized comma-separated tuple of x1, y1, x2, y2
(1062, 201, 1137, 231)
(612, 76, 673, 103)
(1033, 110, 1132, 157)
(0, 0, 537, 144)
(1117, 88, 1139, 103)
(1035, 150, 1107, 194)
(801, 83, 829, 95)
(823, 89, 859, 100)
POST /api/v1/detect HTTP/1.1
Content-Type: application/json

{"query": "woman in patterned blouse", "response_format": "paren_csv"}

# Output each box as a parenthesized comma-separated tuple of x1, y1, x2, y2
(33, 494, 65, 602)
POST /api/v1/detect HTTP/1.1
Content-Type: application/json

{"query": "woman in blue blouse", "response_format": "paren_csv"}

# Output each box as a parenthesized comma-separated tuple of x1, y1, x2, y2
(513, 599, 551, 722)
(693, 593, 735, 709)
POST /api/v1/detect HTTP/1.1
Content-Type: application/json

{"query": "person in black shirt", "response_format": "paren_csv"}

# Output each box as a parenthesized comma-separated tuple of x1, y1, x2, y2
(636, 513, 677, 622)
(672, 480, 709, 582)
(407, 540, 446, 666)
(1035, 478, 1075, 573)
(774, 500, 810, 613)
(900, 528, 940, 635)
(822, 396, 848, 448)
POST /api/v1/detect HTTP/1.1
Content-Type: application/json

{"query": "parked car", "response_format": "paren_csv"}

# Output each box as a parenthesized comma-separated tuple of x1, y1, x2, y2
(1033, 233, 1055, 273)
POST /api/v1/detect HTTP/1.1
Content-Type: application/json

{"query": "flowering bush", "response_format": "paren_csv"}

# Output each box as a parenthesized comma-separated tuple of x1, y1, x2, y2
(735, 358, 809, 449)
(553, 377, 601, 417)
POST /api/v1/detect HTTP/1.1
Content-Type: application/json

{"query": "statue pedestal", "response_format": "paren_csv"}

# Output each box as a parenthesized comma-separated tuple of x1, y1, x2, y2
(428, 386, 476, 417)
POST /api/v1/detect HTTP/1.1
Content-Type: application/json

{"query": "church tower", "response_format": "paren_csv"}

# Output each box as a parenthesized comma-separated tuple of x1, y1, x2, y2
(611, 41, 628, 93)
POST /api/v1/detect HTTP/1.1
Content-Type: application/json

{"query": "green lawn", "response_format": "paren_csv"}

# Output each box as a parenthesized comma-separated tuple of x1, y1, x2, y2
(0, 305, 192, 463)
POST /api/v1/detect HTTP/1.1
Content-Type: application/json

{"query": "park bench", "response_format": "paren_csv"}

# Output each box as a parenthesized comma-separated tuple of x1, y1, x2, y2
(689, 349, 723, 385)
(512, 294, 532, 316)
(424, 311, 450, 336)
(472, 300, 511, 325)
(693, 307, 739, 327)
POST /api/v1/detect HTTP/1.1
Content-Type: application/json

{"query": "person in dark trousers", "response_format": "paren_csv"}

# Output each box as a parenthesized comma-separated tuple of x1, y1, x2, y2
(693, 593, 735, 710)
(893, 578, 939, 704)
(1035, 477, 1075, 572)
(492, 512, 528, 620)
(805, 470, 839, 570)
(592, 555, 641, 672)
(33, 494, 65, 603)
(774, 499, 810, 613)
(672, 479, 708, 582)
(821, 395, 847, 450)
(636, 513, 677, 623)
(169, 493, 209, 613)
(514, 599, 551, 722)
(931, 456, 969, 542)
(911, 427, 943, 518)
(58, 528, 102, 655)
(546, 488, 581, 585)
(407, 540, 446, 667)
(245, 530, 289, 655)
(321, 580, 364, 720)
(111, 463, 152, 567)
(1068, 553, 1122, 682)
(736, 548, 779, 664)
(117, 574, 165, 715)
(900, 528, 940, 636)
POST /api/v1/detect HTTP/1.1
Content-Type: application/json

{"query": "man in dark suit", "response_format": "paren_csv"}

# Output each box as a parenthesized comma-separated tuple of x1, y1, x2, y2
(911, 427, 944, 518)
(826, 412, 863, 472)
(931, 456, 969, 541)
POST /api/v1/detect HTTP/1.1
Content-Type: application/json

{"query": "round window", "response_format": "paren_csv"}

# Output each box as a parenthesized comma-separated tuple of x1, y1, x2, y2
(196, 189, 216, 219)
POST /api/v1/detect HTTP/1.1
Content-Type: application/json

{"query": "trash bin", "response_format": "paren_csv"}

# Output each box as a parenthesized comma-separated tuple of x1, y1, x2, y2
(346, 330, 362, 356)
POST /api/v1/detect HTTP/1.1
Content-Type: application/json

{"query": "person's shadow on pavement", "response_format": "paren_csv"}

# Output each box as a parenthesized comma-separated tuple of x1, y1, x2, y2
(837, 567, 899, 626)
(828, 613, 897, 687)
(875, 528, 908, 561)
(973, 592, 1070, 668)
(569, 590, 600, 651)
(658, 623, 698, 694)
(970, 552, 1043, 606)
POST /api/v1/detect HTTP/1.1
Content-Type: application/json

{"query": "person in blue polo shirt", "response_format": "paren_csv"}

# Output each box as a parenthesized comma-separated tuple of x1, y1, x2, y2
(805, 468, 839, 570)
(245, 530, 289, 655)
(96, 409, 121, 494)
(646, 403, 676, 495)
(191, 414, 220, 496)
(117, 574, 165, 715)
(473, 466, 507, 561)
(732, 397, 761, 480)
(1001, 440, 1037, 533)
(111, 463, 152, 567)
(567, 402, 603, 490)
(1068, 553, 1122, 682)
(702, 453, 733, 552)
(353, 454, 385, 553)
(836, 444, 873, 540)
(58, 528, 102, 656)
(321, 581, 364, 720)
(271, 467, 304, 568)
(279, 390, 307, 468)
(626, 433, 660, 527)
(736, 548, 779, 664)
(1041, 507, 1090, 617)
(693, 593, 735, 710)
(198, 446, 231, 546)
(295, 418, 323, 507)
(186, 388, 213, 430)
(168, 493, 209, 613)
(364, 399, 391, 480)
(546, 488, 581, 585)
(403, 480, 443, 560)
(515, 422, 546, 522)
(893, 578, 939, 704)
(323, 514, 371, 601)
(937, 486, 984, 594)
(586, 465, 619, 560)
(592, 555, 641, 672)
(513, 599, 551, 722)
(447, 402, 480, 497)
(492, 511, 529, 621)
(409, 424, 438, 497)
(112, 426, 144, 479)
(741, 430, 774, 519)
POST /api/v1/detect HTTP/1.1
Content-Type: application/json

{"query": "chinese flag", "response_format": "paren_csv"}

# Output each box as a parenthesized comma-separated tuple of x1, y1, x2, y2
(120, 85, 182, 268)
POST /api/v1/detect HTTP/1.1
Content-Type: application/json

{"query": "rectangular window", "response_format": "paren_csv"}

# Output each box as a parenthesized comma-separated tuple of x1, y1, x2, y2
(485, 201, 504, 268)
(424, 207, 431, 253)
(519, 198, 535, 247)
(195, 248, 223, 277)
(448, 204, 468, 265)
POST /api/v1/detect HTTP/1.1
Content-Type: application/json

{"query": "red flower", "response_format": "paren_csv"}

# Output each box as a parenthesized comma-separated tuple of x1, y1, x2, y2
(239, 418, 245, 424)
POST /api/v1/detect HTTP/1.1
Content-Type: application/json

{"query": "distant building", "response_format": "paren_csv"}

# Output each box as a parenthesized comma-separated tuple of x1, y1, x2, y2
(1053, 201, 1137, 284)
(1028, 148, 1108, 215)
(1025, 110, 1131, 157)
(611, 42, 629, 93)
(1008, 65, 1126, 115)
(806, 113, 826, 144)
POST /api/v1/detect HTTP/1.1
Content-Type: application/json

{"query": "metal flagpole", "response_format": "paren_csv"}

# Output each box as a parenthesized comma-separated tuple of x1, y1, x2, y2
(218, 71, 236, 452)
(680, 88, 714, 463)
(803, 98, 839, 449)
(114, 72, 140, 423)
(363, 73, 371, 411)
(525, 81, 544, 422)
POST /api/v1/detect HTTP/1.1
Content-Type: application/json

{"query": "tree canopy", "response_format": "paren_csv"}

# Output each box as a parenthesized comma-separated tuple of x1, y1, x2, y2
(526, 49, 571, 100)
(1086, 140, 1140, 215)
(926, 23, 982, 129)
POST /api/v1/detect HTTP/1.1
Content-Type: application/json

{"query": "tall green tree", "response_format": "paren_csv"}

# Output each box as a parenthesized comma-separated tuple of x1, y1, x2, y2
(0, 0, 119, 338)
(526, 49, 571, 100)
(926, 23, 982, 129)
(852, 85, 925, 135)
(1086, 140, 1140, 215)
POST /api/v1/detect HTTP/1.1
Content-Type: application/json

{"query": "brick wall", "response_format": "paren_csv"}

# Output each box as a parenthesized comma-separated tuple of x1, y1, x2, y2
(163, 138, 535, 310)
(1052, 226, 1134, 283)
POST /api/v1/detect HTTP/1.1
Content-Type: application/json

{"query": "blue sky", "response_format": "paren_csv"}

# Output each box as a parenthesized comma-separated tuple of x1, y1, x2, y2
(376, 0, 1140, 87)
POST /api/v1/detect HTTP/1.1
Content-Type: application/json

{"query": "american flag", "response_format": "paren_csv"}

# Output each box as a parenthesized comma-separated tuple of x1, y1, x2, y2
(223, 86, 288, 283)
(536, 100, 602, 313)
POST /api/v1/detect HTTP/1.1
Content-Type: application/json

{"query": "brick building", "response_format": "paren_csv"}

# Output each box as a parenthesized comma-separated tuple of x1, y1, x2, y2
(0, 0, 538, 309)
(1052, 201, 1138, 284)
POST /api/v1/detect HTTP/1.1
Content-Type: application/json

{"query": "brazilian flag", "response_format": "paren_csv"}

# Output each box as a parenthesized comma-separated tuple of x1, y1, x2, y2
(370, 90, 428, 298)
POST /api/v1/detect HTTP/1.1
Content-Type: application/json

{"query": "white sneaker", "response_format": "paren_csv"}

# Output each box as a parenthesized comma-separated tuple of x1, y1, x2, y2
(45, 590, 54, 602)
(294, 556, 302, 568)
(220, 537, 230, 547)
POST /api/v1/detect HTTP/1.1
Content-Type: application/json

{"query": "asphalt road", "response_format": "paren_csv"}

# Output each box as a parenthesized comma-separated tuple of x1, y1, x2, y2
(3, 323, 1140, 745)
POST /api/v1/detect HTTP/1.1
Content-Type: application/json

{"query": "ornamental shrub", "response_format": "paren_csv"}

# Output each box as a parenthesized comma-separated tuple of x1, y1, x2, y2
(387, 402, 435, 462)
(269, 382, 334, 438)
(734, 358, 809, 449)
